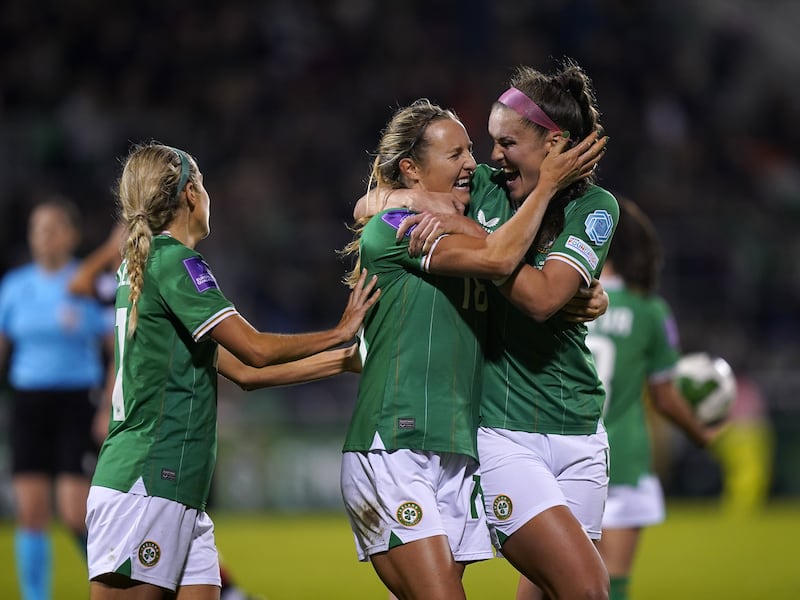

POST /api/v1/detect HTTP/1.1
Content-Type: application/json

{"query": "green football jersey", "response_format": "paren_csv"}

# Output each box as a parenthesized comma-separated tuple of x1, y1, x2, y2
(468, 164, 618, 434)
(343, 209, 487, 460)
(92, 235, 237, 510)
(586, 276, 681, 485)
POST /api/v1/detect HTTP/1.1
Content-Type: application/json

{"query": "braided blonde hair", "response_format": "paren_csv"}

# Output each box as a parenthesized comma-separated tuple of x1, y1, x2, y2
(117, 142, 196, 336)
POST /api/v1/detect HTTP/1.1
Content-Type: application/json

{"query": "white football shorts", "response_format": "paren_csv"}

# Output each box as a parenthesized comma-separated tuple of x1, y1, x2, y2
(341, 449, 494, 563)
(86, 485, 221, 590)
(602, 474, 665, 528)
(477, 424, 609, 545)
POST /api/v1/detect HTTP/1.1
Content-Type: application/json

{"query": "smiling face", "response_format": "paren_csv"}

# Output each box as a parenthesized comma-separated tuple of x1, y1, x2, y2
(405, 117, 477, 206)
(488, 104, 557, 204)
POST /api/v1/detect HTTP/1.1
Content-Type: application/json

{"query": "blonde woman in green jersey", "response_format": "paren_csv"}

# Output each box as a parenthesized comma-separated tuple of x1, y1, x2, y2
(584, 199, 715, 600)
(341, 99, 606, 600)
(86, 142, 380, 599)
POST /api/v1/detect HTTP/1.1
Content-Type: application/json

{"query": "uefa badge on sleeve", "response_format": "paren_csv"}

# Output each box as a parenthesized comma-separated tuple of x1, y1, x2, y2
(584, 210, 614, 245)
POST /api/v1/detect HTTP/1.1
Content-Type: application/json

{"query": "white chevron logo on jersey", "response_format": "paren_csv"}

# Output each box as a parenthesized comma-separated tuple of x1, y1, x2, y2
(477, 209, 500, 230)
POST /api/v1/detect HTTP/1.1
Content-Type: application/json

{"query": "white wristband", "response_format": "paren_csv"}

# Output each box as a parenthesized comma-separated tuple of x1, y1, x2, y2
(421, 234, 449, 272)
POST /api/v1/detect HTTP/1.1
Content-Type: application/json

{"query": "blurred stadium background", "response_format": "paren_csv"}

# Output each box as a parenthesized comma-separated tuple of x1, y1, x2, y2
(0, 0, 799, 596)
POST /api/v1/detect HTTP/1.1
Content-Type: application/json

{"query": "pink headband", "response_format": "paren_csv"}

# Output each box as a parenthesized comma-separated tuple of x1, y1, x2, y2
(497, 87, 561, 132)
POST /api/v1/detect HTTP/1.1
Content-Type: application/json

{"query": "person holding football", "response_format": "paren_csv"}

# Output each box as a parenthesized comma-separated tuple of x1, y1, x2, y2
(578, 197, 716, 600)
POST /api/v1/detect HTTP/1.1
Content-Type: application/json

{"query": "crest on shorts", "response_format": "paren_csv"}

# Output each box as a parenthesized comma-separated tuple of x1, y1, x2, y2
(138, 540, 161, 567)
(493, 495, 513, 521)
(396, 501, 423, 526)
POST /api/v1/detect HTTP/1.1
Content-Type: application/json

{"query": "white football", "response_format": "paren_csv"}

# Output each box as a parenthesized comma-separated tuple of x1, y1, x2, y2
(674, 352, 737, 425)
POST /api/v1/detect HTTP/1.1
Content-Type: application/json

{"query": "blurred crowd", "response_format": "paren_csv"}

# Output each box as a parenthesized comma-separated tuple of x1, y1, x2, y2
(1, 0, 799, 379)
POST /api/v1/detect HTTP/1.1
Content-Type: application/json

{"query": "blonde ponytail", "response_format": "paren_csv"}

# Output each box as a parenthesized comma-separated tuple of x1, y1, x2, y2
(116, 142, 196, 336)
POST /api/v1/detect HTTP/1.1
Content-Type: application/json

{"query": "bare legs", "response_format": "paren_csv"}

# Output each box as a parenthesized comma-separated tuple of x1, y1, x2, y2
(14, 473, 91, 599)
(371, 535, 466, 600)
(90, 578, 220, 600)
(595, 527, 640, 600)
(506, 506, 609, 600)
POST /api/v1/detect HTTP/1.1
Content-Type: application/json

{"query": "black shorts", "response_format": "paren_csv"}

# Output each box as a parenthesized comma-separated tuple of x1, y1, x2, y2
(10, 388, 100, 477)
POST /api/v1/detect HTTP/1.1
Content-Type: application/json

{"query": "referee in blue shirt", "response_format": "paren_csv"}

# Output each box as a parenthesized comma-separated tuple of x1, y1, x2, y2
(0, 198, 112, 600)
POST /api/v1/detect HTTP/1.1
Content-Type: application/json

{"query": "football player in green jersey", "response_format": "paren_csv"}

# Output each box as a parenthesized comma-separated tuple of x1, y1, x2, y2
(365, 60, 616, 600)
(585, 199, 715, 600)
(70, 219, 358, 600)
(86, 142, 380, 599)
(473, 62, 616, 600)
(341, 99, 606, 600)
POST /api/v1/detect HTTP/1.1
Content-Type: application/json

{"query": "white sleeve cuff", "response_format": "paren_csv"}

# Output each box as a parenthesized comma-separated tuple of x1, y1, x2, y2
(420, 234, 449, 272)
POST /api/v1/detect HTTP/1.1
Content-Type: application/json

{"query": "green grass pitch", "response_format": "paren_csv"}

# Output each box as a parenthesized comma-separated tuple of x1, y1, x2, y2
(1, 500, 798, 598)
